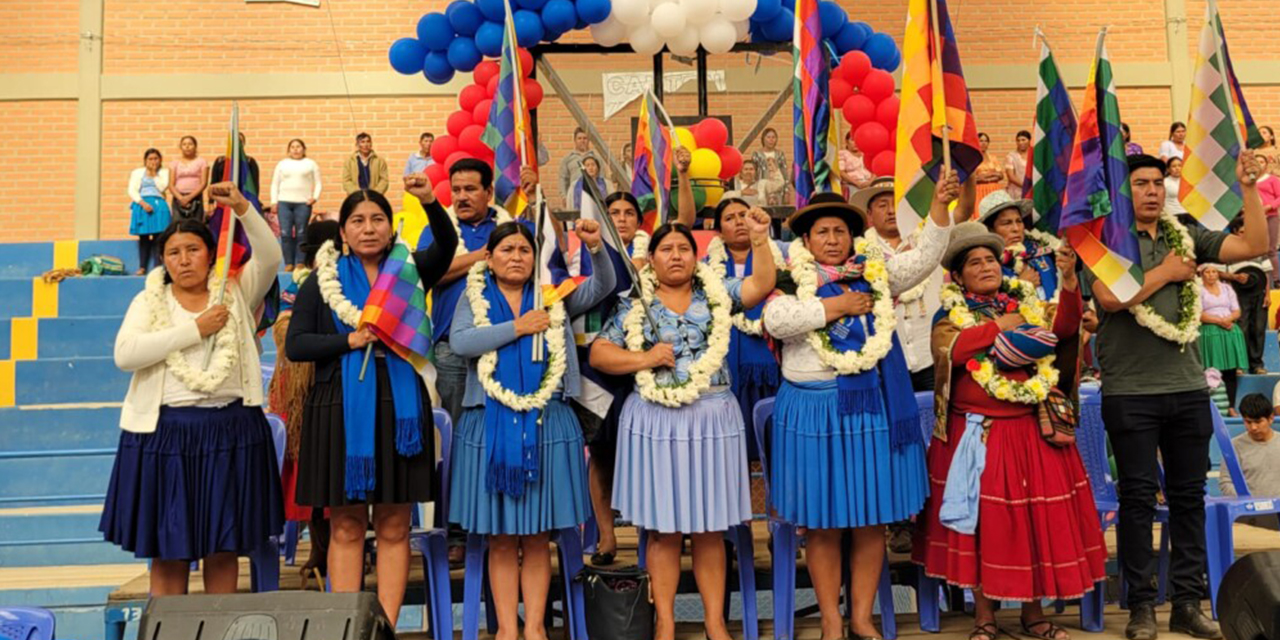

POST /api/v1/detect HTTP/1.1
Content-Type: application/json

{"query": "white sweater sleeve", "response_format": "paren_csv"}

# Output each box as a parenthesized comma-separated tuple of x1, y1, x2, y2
(763, 294, 827, 340)
(127, 168, 143, 203)
(887, 218, 951, 297)
(310, 159, 322, 200)
(114, 293, 203, 372)
(236, 205, 284, 304)
(270, 161, 283, 205)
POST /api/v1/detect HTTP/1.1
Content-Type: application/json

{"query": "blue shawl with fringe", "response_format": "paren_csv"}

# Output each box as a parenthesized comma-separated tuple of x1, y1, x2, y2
(480, 272, 545, 498)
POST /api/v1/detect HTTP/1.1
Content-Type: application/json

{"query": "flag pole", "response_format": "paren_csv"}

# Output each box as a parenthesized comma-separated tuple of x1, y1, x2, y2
(1206, 0, 1254, 181)
(203, 102, 240, 369)
(928, 0, 952, 172)
(532, 185, 546, 362)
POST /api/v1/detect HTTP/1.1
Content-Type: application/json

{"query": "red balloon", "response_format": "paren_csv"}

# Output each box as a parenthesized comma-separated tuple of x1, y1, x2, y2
(459, 124, 488, 156)
(473, 60, 500, 88)
(717, 146, 743, 180)
(870, 150, 895, 177)
(842, 94, 877, 130)
(486, 74, 500, 98)
(875, 95, 900, 131)
(424, 162, 447, 185)
(522, 78, 544, 109)
(859, 69, 895, 103)
(830, 78, 854, 112)
(446, 110, 474, 138)
(431, 134, 459, 165)
(459, 84, 487, 112)
(854, 122, 891, 158)
(517, 48, 534, 78)
(433, 180, 453, 208)
(472, 99, 493, 124)
(445, 151, 472, 171)
(839, 50, 872, 88)
(693, 118, 729, 152)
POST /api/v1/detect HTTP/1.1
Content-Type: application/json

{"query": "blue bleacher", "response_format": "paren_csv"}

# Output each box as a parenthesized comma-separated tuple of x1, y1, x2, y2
(1, 279, 32, 319)
(0, 244, 54, 279)
(14, 357, 131, 406)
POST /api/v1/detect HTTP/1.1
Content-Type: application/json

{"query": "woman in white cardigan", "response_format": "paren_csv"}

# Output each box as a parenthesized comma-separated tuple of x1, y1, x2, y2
(100, 182, 284, 596)
(128, 148, 172, 274)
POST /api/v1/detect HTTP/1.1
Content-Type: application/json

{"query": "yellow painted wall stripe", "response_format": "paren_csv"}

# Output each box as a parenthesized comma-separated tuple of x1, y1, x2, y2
(30, 277, 57, 319)
(53, 240, 79, 270)
(10, 318, 36, 361)
(0, 360, 13, 408)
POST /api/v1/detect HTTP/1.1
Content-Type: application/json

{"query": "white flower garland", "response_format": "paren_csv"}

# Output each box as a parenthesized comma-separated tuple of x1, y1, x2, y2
(704, 236, 784, 336)
(315, 240, 362, 328)
(624, 262, 732, 407)
(464, 261, 567, 412)
(145, 267, 238, 394)
(449, 205, 513, 257)
(630, 230, 650, 260)
(788, 237, 897, 375)
(940, 277, 1058, 404)
(864, 228, 928, 304)
(1005, 229, 1063, 303)
(1130, 211, 1202, 345)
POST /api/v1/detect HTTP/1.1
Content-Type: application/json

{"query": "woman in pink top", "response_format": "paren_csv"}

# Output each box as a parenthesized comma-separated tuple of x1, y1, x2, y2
(1257, 153, 1280, 286)
(838, 132, 873, 196)
(170, 136, 210, 221)
(1199, 264, 1248, 410)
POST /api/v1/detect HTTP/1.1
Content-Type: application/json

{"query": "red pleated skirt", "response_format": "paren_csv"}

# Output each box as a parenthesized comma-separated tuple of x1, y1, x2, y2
(912, 411, 1108, 601)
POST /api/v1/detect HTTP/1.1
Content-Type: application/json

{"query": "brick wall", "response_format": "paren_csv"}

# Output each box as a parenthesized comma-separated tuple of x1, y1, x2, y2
(0, 0, 79, 74)
(0, 102, 77, 242)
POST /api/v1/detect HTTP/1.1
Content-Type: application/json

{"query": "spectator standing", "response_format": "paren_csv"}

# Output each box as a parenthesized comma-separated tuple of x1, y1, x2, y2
(558, 128, 598, 208)
(127, 148, 171, 274)
(1199, 263, 1248, 409)
(1159, 122, 1187, 162)
(752, 128, 790, 206)
(1004, 130, 1031, 198)
(1225, 215, 1271, 374)
(1123, 122, 1144, 156)
(1257, 156, 1280, 285)
(724, 159, 763, 207)
(570, 156, 612, 209)
(1219, 394, 1280, 530)
(838, 132, 873, 194)
(271, 139, 323, 272)
(342, 132, 389, 195)
(1164, 157, 1188, 215)
(170, 136, 209, 221)
(404, 132, 435, 176)
(973, 132, 1006, 203)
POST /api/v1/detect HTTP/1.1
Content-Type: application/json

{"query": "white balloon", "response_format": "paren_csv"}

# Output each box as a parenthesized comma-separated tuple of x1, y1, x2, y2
(628, 24, 665, 55)
(718, 0, 756, 23)
(613, 0, 652, 27)
(649, 0, 676, 9)
(650, 2, 687, 38)
(733, 18, 750, 41)
(680, 0, 718, 26)
(666, 27, 701, 55)
(699, 18, 736, 54)
(591, 16, 628, 46)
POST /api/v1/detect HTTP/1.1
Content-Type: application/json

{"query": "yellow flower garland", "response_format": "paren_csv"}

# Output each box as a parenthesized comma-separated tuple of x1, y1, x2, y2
(940, 277, 1058, 404)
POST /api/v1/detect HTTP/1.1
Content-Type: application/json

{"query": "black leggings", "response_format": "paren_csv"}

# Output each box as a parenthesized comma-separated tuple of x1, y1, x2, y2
(1224, 368, 1239, 411)
(137, 234, 157, 271)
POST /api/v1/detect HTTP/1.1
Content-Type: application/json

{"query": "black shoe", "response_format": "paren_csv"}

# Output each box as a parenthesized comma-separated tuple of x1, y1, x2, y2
(1125, 604, 1158, 640)
(1169, 602, 1223, 639)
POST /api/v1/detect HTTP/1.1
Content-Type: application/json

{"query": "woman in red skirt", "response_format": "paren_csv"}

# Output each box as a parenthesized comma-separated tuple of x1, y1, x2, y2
(914, 223, 1106, 640)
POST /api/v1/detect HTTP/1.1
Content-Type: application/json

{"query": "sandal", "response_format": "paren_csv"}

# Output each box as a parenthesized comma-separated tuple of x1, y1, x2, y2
(1020, 618, 1069, 640)
(590, 550, 616, 566)
(970, 622, 1001, 640)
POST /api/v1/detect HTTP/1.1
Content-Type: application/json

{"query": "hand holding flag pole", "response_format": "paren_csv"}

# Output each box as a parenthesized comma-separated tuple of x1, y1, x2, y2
(203, 103, 241, 370)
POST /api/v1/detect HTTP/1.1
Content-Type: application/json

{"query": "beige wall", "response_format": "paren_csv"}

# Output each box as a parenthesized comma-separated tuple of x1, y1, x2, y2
(0, 0, 1278, 241)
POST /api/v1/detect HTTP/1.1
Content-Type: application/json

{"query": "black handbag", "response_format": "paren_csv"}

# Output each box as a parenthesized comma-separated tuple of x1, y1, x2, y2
(579, 564, 653, 640)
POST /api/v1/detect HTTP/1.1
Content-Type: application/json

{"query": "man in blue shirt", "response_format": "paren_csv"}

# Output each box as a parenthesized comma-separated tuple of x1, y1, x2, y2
(417, 158, 538, 423)
(404, 132, 435, 176)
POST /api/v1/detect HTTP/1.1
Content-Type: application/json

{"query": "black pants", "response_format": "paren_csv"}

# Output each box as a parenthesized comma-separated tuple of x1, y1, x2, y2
(1102, 391, 1213, 607)
(1236, 276, 1268, 372)
(910, 365, 935, 392)
(137, 234, 157, 270)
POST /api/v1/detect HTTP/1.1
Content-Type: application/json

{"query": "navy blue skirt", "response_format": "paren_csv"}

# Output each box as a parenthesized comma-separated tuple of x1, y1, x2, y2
(99, 401, 285, 561)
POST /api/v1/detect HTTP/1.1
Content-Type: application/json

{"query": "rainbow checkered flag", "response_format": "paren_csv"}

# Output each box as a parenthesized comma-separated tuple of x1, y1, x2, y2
(791, 0, 840, 208)
(1179, 0, 1263, 230)
(210, 104, 252, 280)
(360, 233, 432, 372)
(480, 0, 534, 219)
(1026, 33, 1077, 234)
(632, 92, 672, 227)
(1060, 31, 1143, 303)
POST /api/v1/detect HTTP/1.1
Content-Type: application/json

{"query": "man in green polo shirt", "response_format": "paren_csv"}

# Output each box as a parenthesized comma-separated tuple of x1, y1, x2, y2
(1084, 152, 1266, 640)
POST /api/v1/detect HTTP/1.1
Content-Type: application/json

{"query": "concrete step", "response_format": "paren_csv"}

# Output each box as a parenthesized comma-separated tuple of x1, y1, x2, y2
(0, 508, 137, 567)
(15, 358, 130, 406)
(0, 279, 32, 319)
(0, 406, 121, 452)
(0, 243, 56, 279)
(58, 278, 143, 318)
(0, 450, 115, 508)
(31, 316, 277, 360)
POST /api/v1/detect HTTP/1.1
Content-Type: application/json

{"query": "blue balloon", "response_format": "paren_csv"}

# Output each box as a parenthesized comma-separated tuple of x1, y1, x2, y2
(517, 0, 548, 10)
(477, 0, 505, 22)
(760, 8, 793, 42)
(577, 0, 611, 24)
(447, 36, 483, 71)
(513, 9, 544, 47)
(751, 0, 781, 23)
(423, 51, 455, 84)
(388, 38, 427, 75)
(833, 20, 870, 54)
(417, 13, 455, 51)
(541, 0, 577, 33)
(446, 1, 484, 36)
(748, 19, 767, 42)
(817, 2, 846, 40)
(574, 15, 588, 29)
(475, 21, 505, 56)
(863, 32, 900, 71)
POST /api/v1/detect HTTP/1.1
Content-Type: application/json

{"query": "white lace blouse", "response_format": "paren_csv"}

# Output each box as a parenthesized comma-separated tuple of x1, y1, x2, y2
(763, 218, 952, 382)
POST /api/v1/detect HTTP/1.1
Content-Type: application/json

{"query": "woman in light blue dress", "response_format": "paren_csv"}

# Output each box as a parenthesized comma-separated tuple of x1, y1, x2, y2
(127, 148, 172, 273)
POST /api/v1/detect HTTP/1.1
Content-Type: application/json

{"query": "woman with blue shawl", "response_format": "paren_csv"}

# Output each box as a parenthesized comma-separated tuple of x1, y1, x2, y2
(288, 176, 457, 627)
(761, 177, 959, 640)
(914, 222, 1103, 640)
(448, 218, 615, 640)
(978, 191, 1061, 302)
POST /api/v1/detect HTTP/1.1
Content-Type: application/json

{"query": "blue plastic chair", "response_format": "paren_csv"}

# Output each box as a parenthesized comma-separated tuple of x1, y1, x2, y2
(0, 607, 55, 640)
(751, 397, 897, 640)
(403, 408, 458, 640)
(245, 412, 288, 593)
(1204, 400, 1280, 618)
(1071, 392, 1116, 631)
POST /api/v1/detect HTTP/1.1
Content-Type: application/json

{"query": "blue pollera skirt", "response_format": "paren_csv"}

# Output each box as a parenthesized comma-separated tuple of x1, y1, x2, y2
(449, 399, 589, 536)
(613, 389, 752, 534)
(99, 401, 284, 561)
(770, 380, 928, 529)
(129, 196, 171, 236)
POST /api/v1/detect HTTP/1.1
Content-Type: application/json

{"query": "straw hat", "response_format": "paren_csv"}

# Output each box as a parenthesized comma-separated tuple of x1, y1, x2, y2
(977, 190, 1034, 228)
(942, 221, 1006, 271)
(847, 176, 895, 217)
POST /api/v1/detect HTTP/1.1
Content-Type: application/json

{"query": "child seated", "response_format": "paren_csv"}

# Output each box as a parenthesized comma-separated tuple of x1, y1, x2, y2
(1220, 393, 1280, 529)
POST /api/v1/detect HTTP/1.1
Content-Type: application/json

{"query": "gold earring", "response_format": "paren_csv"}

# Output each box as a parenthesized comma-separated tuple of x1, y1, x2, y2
(342, 244, 349, 256)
